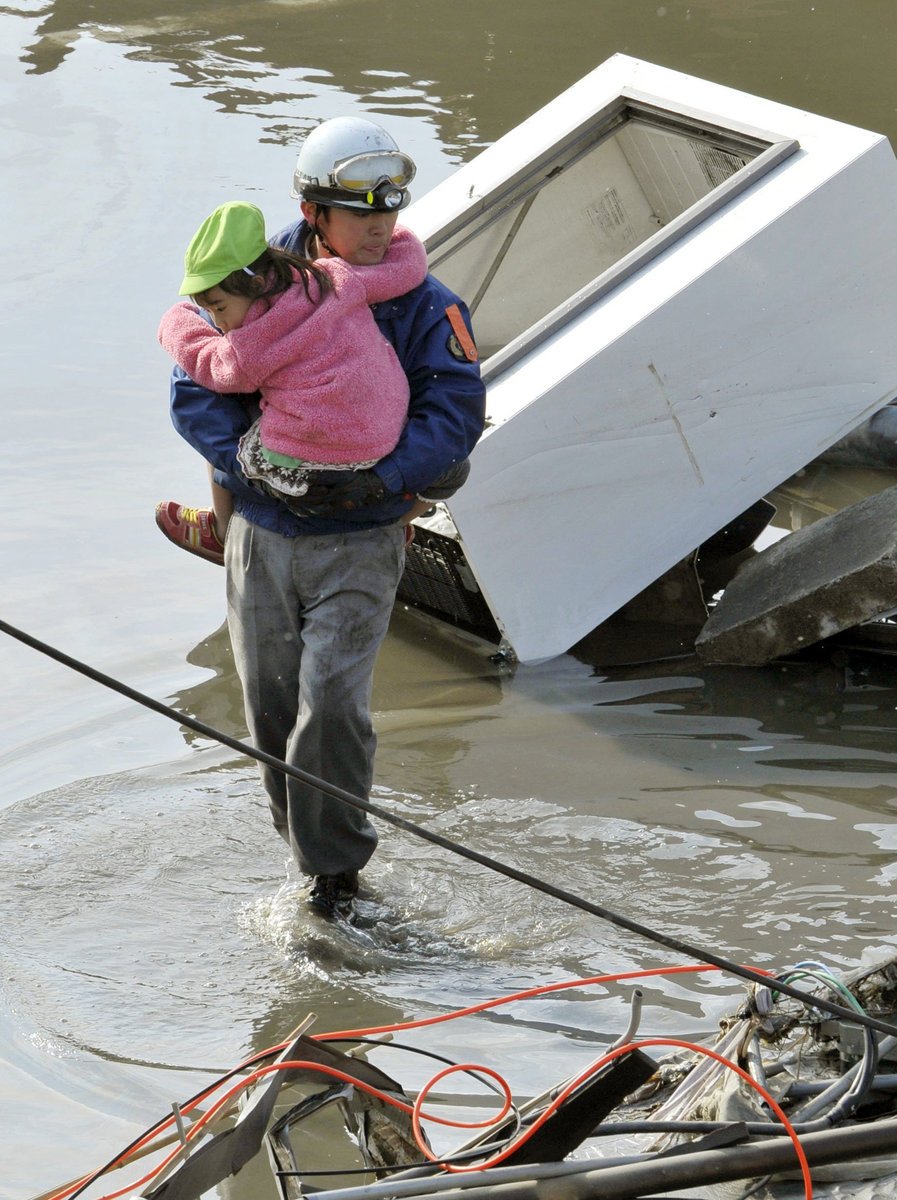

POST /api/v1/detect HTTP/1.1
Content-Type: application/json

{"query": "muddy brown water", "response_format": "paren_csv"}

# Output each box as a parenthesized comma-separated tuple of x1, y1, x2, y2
(3, 2, 897, 1195)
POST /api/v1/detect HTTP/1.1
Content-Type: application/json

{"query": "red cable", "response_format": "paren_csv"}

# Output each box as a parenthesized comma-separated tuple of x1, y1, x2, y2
(411, 1038, 812, 1200)
(316, 962, 748, 1042)
(44, 962, 775, 1200)
(89, 1059, 513, 1200)
(88, 1036, 811, 1200)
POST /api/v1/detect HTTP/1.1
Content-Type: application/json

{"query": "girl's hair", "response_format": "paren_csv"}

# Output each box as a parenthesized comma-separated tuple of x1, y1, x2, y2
(193, 246, 332, 306)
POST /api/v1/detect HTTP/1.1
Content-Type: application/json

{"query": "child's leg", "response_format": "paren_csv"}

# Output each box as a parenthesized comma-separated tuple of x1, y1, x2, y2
(208, 464, 233, 543)
(154, 463, 230, 567)
(399, 499, 434, 524)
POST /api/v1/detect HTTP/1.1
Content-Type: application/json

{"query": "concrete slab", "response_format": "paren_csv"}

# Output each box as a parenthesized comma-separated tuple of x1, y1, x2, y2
(695, 484, 897, 665)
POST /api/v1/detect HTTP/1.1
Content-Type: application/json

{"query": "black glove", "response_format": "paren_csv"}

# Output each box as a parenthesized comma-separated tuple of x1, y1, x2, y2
(284, 469, 389, 516)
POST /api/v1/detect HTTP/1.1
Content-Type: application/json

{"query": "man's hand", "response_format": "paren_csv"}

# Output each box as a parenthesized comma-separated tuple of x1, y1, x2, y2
(286, 469, 389, 515)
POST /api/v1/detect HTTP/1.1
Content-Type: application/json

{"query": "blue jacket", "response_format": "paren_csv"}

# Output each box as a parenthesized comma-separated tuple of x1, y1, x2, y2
(169, 218, 487, 535)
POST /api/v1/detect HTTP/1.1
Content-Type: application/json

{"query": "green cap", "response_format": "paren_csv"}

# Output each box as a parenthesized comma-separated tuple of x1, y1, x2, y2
(179, 201, 268, 295)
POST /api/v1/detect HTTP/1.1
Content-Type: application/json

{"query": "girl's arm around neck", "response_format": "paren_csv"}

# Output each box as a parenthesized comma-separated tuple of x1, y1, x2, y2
(158, 302, 262, 395)
(352, 225, 428, 304)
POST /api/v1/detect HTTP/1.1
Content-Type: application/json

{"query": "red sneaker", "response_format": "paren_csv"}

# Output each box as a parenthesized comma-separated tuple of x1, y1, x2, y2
(155, 502, 225, 566)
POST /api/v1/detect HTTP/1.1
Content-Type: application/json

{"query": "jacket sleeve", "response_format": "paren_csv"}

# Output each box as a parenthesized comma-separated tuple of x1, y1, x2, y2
(372, 282, 486, 497)
(352, 226, 429, 305)
(158, 303, 263, 395)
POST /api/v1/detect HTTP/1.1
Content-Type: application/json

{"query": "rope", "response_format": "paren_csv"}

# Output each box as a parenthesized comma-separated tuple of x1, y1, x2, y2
(4, 615, 897, 1040)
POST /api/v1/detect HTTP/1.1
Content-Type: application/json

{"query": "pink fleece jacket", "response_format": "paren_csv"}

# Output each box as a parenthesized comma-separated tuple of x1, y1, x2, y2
(157, 225, 427, 464)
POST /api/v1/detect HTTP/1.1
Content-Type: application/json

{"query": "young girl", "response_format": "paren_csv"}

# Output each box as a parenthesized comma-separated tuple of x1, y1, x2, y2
(157, 200, 449, 561)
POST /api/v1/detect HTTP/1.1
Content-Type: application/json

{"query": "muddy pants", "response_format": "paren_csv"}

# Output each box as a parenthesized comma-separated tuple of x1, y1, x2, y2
(225, 515, 405, 876)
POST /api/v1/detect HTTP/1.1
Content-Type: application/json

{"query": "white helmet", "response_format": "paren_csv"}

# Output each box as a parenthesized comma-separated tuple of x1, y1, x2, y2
(291, 116, 416, 212)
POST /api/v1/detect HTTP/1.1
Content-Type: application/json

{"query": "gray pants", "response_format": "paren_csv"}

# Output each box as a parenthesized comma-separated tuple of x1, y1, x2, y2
(225, 515, 405, 877)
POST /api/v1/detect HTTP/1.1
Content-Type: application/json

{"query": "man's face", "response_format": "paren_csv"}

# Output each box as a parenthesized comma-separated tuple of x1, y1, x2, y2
(196, 285, 255, 333)
(302, 201, 398, 265)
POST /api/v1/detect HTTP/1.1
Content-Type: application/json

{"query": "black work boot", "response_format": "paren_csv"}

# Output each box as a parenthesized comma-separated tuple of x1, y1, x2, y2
(308, 870, 359, 920)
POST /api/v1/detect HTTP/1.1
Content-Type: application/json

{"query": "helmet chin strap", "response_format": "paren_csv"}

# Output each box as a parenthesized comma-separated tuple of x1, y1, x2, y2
(306, 207, 343, 260)
(311, 221, 340, 259)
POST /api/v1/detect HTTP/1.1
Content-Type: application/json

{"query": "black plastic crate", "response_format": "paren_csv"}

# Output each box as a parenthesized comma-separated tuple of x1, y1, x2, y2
(398, 527, 500, 643)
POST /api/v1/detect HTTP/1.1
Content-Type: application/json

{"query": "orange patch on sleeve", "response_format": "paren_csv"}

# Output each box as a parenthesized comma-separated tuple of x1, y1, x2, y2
(445, 303, 479, 363)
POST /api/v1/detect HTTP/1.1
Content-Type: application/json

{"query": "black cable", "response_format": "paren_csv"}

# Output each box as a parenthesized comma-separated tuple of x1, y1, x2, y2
(5, 616, 897, 1041)
(64, 1043, 287, 1198)
(64, 1037, 504, 1196)
(274, 1132, 529, 1180)
(325, 1037, 510, 1098)
(591, 1118, 853, 1137)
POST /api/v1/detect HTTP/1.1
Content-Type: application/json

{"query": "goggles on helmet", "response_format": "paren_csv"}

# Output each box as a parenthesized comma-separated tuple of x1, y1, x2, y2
(296, 150, 416, 211)
(331, 150, 416, 192)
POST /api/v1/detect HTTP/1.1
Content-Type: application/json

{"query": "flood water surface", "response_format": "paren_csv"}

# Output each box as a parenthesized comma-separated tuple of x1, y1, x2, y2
(4, 2, 897, 1196)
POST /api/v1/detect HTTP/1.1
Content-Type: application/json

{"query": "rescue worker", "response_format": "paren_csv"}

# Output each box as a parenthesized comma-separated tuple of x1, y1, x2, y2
(163, 116, 486, 919)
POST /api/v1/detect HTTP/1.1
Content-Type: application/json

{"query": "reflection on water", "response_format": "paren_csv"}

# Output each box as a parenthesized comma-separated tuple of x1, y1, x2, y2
(171, 621, 247, 746)
(769, 461, 897, 530)
(10, 0, 522, 156)
(13, 0, 897, 157)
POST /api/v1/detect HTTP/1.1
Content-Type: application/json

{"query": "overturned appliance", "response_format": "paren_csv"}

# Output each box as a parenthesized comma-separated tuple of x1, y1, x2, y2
(400, 55, 897, 663)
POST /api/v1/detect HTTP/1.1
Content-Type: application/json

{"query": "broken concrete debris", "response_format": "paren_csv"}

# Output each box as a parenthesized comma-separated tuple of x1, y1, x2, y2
(695, 484, 897, 665)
